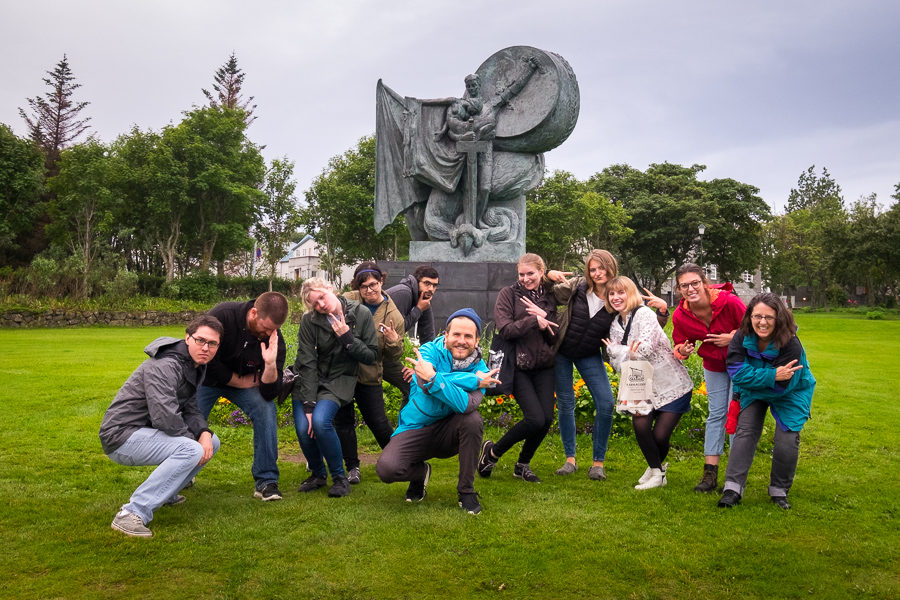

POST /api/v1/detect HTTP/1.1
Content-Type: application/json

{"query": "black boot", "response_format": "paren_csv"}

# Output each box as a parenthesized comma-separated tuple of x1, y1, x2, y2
(693, 464, 719, 492)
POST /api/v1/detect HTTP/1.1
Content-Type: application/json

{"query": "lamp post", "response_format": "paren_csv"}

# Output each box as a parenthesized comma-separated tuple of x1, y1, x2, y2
(698, 223, 705, 272)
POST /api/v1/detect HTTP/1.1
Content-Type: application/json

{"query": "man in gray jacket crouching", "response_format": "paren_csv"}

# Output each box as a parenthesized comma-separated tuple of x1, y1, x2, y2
(99, 314, 224, 538)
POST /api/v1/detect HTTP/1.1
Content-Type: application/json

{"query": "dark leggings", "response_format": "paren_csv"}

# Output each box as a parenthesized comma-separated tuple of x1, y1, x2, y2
(492, 367, 556, 464)
(334, 382, 394, 470)
(632, 410, 683, 469)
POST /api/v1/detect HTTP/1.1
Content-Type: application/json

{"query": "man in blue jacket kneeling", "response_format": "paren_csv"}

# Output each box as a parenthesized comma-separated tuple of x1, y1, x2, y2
(376, 308, 499, 515)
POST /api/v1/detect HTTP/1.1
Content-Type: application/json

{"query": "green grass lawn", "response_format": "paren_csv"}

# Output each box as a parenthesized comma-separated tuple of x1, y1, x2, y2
(0, 314, 897, 599)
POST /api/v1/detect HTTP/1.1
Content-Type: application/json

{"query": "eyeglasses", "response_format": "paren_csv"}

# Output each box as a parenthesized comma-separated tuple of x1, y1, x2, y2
(360, 281, 381, 291)
(189, 334, 219, 349)
(677, 280, 703, 291)
(750, 314, 775, 323)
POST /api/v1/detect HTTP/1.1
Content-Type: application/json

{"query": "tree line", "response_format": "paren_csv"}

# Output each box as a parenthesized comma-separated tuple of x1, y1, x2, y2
(2, 56, 898, 307)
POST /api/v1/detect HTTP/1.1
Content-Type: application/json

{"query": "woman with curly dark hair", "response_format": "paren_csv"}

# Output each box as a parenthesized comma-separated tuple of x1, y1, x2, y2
(717, 293, 815, 510)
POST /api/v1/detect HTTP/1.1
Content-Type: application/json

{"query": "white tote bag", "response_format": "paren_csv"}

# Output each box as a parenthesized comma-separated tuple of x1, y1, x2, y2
(616, 359, 654, 415)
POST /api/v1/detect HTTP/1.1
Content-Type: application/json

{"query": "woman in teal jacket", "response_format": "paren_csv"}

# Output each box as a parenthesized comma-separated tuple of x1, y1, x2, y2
(718, 293, 815, 510)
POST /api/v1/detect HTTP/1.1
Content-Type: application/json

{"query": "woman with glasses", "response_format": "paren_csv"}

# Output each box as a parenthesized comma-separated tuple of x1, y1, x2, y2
(335, 262, 404, 485)
(671, 263, 746, 492)
(717, 293, 815, 509)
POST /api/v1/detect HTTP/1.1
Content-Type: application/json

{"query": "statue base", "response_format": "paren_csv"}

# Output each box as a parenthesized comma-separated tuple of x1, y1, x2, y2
(380, 260, 517, 333)
(409, 240, 524, 263)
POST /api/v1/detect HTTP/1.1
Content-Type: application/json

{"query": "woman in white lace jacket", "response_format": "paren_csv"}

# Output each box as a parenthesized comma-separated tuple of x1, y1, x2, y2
(603, 276, 693, 490)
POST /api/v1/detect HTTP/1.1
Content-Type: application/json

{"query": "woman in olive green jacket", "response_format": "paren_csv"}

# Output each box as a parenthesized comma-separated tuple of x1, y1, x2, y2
(292, 277, 377, 497)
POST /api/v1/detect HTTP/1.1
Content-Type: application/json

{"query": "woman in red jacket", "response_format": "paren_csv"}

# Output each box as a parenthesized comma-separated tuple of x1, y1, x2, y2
(671, 263, 746, 492)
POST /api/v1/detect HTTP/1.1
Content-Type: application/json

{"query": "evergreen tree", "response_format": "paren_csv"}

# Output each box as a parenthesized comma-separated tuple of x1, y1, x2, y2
(18, 54, 92, 173)
(202, 52, 257, 125)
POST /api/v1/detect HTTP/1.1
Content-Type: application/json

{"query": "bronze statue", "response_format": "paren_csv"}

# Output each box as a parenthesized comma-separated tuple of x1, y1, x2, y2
(375, 46, 579, 261)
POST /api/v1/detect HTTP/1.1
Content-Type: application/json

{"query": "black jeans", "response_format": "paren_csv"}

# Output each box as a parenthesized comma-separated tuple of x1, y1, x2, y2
(334, 382, 394, 470)
(382, 359, 411, 407)
(492, 366, 556, 464)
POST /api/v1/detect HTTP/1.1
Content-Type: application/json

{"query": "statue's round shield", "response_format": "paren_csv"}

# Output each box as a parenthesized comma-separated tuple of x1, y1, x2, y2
(475, 46, 580, 153)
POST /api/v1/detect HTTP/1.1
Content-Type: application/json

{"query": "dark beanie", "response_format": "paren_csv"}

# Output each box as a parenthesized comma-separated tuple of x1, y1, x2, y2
(445, 307, 482, 335)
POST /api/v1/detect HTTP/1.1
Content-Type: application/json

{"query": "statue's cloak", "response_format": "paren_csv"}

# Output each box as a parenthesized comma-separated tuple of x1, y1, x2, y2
(374, 80, 465, 233)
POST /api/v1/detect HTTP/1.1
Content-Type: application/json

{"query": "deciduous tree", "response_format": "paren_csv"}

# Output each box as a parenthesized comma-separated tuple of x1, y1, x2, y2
(0, 124, 45, 265)
(254, 157, 302, 288)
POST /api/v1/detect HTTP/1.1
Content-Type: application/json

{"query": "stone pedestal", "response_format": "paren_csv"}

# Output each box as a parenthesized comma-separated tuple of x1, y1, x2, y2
(381, 260, 517, 336)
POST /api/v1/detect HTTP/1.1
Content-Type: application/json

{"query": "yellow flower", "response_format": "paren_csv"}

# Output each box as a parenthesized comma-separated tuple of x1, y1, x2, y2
(217, 397, 230, 404)
(573, 378, 586, 392)
(605, 362, 613, 373)
(696, 382, 707, 395)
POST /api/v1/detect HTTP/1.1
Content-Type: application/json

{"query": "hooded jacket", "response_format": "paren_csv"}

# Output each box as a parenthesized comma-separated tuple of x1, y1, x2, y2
(672, 282, 746, 373)
(386, 273, 436, 343)
(393, 334, 487, 436)
(292, 296, 378, 411)
(203, 300, 286, 400)
(726, 330, 815, 432)
(99, 337, 210, 454)
(343, 290, 405, 386)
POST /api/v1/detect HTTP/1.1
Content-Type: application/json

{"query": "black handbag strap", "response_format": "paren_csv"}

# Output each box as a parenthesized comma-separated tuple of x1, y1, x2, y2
(618, 306, 643, 345)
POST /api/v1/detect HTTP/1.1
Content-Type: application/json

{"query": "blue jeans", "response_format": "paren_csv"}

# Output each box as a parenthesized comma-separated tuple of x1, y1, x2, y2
(555, 353, 615, 462)
(107, 427, 220, 524)
(197, 385, 279, 489)
(703, 369, 733, 457)
(293, 398, 345, 479)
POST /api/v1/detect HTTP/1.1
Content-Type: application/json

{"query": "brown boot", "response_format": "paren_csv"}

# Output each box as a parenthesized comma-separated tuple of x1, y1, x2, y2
(693, 464, 718, 492)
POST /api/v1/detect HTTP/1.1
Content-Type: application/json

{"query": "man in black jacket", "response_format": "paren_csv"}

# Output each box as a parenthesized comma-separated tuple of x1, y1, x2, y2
(196, 292, 289, 501)
(384, 265, 440, 403)
(101, 314, 223, 538)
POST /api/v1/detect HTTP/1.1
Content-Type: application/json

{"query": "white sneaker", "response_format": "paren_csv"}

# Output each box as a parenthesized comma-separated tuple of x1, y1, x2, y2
(111, 509, 153, 537)
(635, 468, 667, 490)
(637, 462, 667, 485)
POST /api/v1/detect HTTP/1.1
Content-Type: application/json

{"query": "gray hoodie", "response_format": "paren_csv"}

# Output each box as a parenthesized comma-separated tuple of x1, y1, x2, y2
(99, 337, 210, 454)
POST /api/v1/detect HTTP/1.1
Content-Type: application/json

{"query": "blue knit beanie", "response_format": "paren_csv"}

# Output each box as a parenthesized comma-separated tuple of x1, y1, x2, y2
(445, 307, 482, 335)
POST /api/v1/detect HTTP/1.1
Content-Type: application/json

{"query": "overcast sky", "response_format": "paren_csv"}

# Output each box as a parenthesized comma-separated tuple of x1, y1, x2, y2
(2, 1, 898, 213)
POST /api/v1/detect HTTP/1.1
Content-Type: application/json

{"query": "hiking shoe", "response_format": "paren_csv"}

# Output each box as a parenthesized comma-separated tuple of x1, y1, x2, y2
(588, 465, 607, 481)
(771, 496, 791, 510)
(405, 462, 432, 502)
(513, 462, 541, 483)
(163, 494, 186, 506)
(477, 440, 498, 478)
(458, 492, 482, 515)
(347, 466, 361, 485)
(183, 476, 195, 489)
(717, 489, 741, 508)
(693, 464, 719, 493)
(298, 474, 328, 493)
(328, 476, 351, 498)
(111, 509, 152, 538)
(253, 482, 283, 501)
(555, 461, 577, 475)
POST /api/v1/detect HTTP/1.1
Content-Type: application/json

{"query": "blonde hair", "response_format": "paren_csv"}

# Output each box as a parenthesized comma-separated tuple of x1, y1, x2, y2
(605, 276, 643, 314)
(517, 252, 546, 274)
(300, 277, 333, 310)
(583, 249, 618, 296)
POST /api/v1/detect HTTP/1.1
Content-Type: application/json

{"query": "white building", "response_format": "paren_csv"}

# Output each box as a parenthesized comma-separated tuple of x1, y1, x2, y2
(276, 235, 355, 288)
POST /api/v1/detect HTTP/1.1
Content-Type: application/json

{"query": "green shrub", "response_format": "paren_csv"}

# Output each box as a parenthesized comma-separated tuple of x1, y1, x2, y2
(866, 308, 885, 320)
(103, 269, 139, 301)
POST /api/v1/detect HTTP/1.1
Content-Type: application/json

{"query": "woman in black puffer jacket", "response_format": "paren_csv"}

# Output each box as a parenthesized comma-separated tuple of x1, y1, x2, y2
(477, 253, 559, 483)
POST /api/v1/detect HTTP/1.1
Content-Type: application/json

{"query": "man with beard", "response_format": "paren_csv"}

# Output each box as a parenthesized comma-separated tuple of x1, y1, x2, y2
(196, 292, 288, 501)
(376, 308, 499, 514)
(384, 265, 440, 404)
